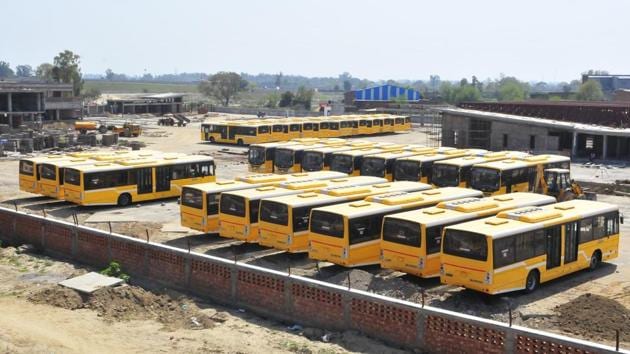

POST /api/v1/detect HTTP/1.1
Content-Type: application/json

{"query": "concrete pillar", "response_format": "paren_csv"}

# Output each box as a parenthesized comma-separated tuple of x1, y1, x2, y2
(36, 93, 42, 112)
(7, 92, 12, 112)
(55, 109, 60, 121)
(602, 135, 608, 160)
(571, 131, 578, 158)
(8, 115, 13, 128)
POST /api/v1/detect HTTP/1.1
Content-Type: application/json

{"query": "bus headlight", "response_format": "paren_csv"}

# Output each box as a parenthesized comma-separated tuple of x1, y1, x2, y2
(439, 263, 445, 276)
(342, 247, 348, 259)
(287, 234, 292, 245)
(307, 240, 312, 251)
(244, 225, 250, 235)
(418, 257, 425, 270)
(484, 272, 492, 284)
(379, 249, 384, 260)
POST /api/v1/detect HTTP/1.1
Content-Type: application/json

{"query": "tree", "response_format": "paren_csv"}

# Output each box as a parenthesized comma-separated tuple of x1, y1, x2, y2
(343, 80, 352, 92)
(439, 81, 481, 104)
(429, 75, 441, 93)
(274, 72, 283, 88)
(293, 86, 315, 110)
(36, 63, 54, 81)
(263, 92, 280, 108)
(576, 80, 605, 101)
(497, 77, 528, 101)
(0, 61, 14, 78)
(82, 87, 101, 101)
(459, 78, 469, 87)
(278, 91, 294, 107)
(198, 72, 248, 106)
(52, 50, 83, 96)
(15, 65, 33, 77)
(105, 68, 115, 80)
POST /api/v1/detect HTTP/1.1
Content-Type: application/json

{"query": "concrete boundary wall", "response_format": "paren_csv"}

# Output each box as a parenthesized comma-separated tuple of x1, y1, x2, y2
(0, 206, 626, 354)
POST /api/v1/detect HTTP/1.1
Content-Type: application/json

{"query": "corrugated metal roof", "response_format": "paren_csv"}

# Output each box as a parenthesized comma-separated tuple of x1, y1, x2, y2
(353, 84, 421, 102)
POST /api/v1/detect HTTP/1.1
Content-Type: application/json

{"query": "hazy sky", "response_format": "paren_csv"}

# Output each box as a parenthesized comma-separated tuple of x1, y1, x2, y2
(2, 0, 628, 82)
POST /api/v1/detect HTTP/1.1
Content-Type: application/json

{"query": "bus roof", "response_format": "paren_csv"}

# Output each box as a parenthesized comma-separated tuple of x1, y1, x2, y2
(20, 155, 75, 164)
(183, 180, 262, 193)
(66, 155, 214, 172)
(434, 151, 531, 167)
(335, 148, 387, 157)
(236, 171, 346, 184)
(276, 176, 386, 191)
(473, 154, 570, 171)
(221, 185, 301, 200)
(318, 181, 431, 197)
(275, 143, 329, 152)
(384, 192, 557, 228)
(363, 150, 428, 160)
(313, 187, 483, 218)
(446, 199, 618, 239)
(396, 149, 485, 163)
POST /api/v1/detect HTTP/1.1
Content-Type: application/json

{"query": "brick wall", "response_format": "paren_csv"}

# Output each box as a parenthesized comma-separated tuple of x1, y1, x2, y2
(0, 207, 624, 354)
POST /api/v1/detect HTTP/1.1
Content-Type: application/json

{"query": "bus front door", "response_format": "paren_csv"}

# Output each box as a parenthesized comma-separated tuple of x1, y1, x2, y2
(546, 226, 562, 269)
(156, 166, 171, 192)
(137, 168, 153, 194)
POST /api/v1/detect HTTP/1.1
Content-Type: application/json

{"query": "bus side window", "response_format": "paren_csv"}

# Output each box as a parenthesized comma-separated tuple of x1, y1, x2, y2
(578, 218, 593, 243)
(593, 215, 607, 239)
(605, 212, 619, 235)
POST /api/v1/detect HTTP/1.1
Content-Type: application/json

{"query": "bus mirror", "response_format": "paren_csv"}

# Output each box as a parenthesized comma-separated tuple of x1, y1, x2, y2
(177, 197, 181, 205)
(621, 214, 624, 224)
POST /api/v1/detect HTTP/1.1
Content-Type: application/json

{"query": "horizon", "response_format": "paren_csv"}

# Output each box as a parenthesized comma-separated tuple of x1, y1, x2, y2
(2, 0, 628, 83)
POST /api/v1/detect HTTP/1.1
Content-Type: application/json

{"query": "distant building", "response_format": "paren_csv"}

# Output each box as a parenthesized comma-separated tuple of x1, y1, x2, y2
(0, 80, 82, 128)
(344, 84, 422, 109)
(582, 74, 630, 93)
(613, 89, 630, 102)
(106, 93, 184, 115)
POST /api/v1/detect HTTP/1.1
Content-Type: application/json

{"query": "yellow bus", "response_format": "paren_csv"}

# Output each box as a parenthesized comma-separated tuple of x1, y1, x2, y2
(259, 180, 432, 252)
(432, 151, 531, 188)
(273, 143, 336, 174)
(440, 199, 621, 294)
(469, 154, 571, 196)
(180, 171, 348, 233)
(329, 145, 410, 176)
(300, 142, 382, 172)
(308, 187, 483, 267)
(359, 147, 454, 181)
(381, 193, 556, 278)
(218, 175, 384, 242)
(64, 155, 216, 206)
(248, 141, 301, 173)
(394, 149, 487, 183)
(202, 121, 273, 145)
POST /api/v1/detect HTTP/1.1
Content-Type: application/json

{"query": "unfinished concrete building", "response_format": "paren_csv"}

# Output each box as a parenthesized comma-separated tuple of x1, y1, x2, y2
(0, 81, 82, 128)
(106, 93, 184, 115)
(441, 108, 630, 160)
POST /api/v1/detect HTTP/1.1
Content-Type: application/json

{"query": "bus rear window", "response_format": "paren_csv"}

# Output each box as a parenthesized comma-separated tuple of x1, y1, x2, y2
(301, 151, 323, 172)
(220, 194, 246, 217)
(382, 218, 420, 247)
(443, 229, 487, 261)
(40, 164, 56, 180)
(330, 155, 353, 174)
(207, 193, 219, 215)
(181, 188, 203, 209)
(349, 215, 383, 245)
(248, 146, 266, 166)
(394, 160, 420, 181)
(311, 210, 344, 238)
(260, 200, 288, 226)
(19, 160, 34, 176)
(65, 169, 81, 185)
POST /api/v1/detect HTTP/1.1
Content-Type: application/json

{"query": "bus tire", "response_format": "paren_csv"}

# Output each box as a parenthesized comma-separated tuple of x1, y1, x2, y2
(589, 250, 602, 271)
(524, 270, 539, 293)
(117, 193, 131, 207)
(209, 137, 215, 143)
(237, 139, 244, 146)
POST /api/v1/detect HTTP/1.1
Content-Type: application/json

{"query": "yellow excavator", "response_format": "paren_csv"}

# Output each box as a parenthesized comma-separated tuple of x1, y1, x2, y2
(534, 165, 595, 201)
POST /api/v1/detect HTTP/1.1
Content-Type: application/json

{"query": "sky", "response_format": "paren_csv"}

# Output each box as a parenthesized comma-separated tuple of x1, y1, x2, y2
(1, 0, 628, 82)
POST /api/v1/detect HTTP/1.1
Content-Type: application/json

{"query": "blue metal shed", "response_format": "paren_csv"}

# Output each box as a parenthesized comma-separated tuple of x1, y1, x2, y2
(353, 84, 421, 101)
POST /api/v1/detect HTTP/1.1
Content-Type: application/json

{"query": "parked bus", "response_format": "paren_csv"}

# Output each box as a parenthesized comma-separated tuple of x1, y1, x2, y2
(300, 142, 381, 172)
(202, 121, 274, 145)
(329, 145, 409, 176)
(440, 199, 620, 294)
(259, 180, 432, 252)
(432, 151, 531, 188)
(64, 155, 216, 206)
(359, 147, 454, 181)
(218, 175, 384, 242)
(380, 193, 556, 278)
(248, 141, 300, 173)
(180, 171, 347, 233)
(470, 154, 571, 196)
(394, 149, 487, 183)
(308, 187, 483, 267)
(273, 142, 346, 174)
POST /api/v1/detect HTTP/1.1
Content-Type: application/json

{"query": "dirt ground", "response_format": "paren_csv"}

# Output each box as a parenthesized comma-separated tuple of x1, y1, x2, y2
(1, 113, 629, 350)
(0, 246, 409, 354)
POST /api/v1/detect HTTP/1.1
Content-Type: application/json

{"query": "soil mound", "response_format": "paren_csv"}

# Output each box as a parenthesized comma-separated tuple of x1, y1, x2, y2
(29, 285, 218, 330)
(554, 293, 630, 342)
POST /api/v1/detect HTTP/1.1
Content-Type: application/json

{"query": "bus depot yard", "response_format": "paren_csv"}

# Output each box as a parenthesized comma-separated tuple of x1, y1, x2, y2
(1, 113, 629, 352)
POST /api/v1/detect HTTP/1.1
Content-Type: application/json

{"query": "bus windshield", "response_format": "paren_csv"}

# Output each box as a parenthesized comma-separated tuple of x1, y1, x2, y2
(443, 229, 487, 261)
(382, 218, 421, 247)
(181, 188, 203, 209)
(40, 163, 56, 180)
(330, 155, 353, 174)
(394, 160, 420, 181)
(274, 149, 294, 168)
(301, 151, 323, 172)
(471, 168, 500, 192)
(311, 210, 344, 238)
(260, 201, 289, 226)
(248, 146, 266, 165)
(220, 194, 246, 217)
(64, 169, 81, 185)
(360, 157, 386, 177)
(19, 160, 34, 176)
(433, 164, 460, 187)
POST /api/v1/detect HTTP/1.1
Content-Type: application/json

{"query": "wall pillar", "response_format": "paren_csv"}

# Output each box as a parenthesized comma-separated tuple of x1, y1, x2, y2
(602, 135, 608, 160)
(55, 109, 60, 121)
(36, 93, 42, 112)
(571, 131, 578, 158)
(7, 92, 12, 112)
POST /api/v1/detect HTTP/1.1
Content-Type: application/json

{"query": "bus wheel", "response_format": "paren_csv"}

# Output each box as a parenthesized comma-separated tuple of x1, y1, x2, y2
(237, 139, 244, 146)
(209, 137, 215, 143)
(589, 251, 602, 270)
(117, 193, 131, 207)
(524, 270, 539, 293)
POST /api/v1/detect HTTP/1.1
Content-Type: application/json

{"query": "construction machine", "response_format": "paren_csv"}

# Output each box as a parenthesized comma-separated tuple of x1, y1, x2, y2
(75, 121, 141, 137)
(535, 166, 595, 201)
